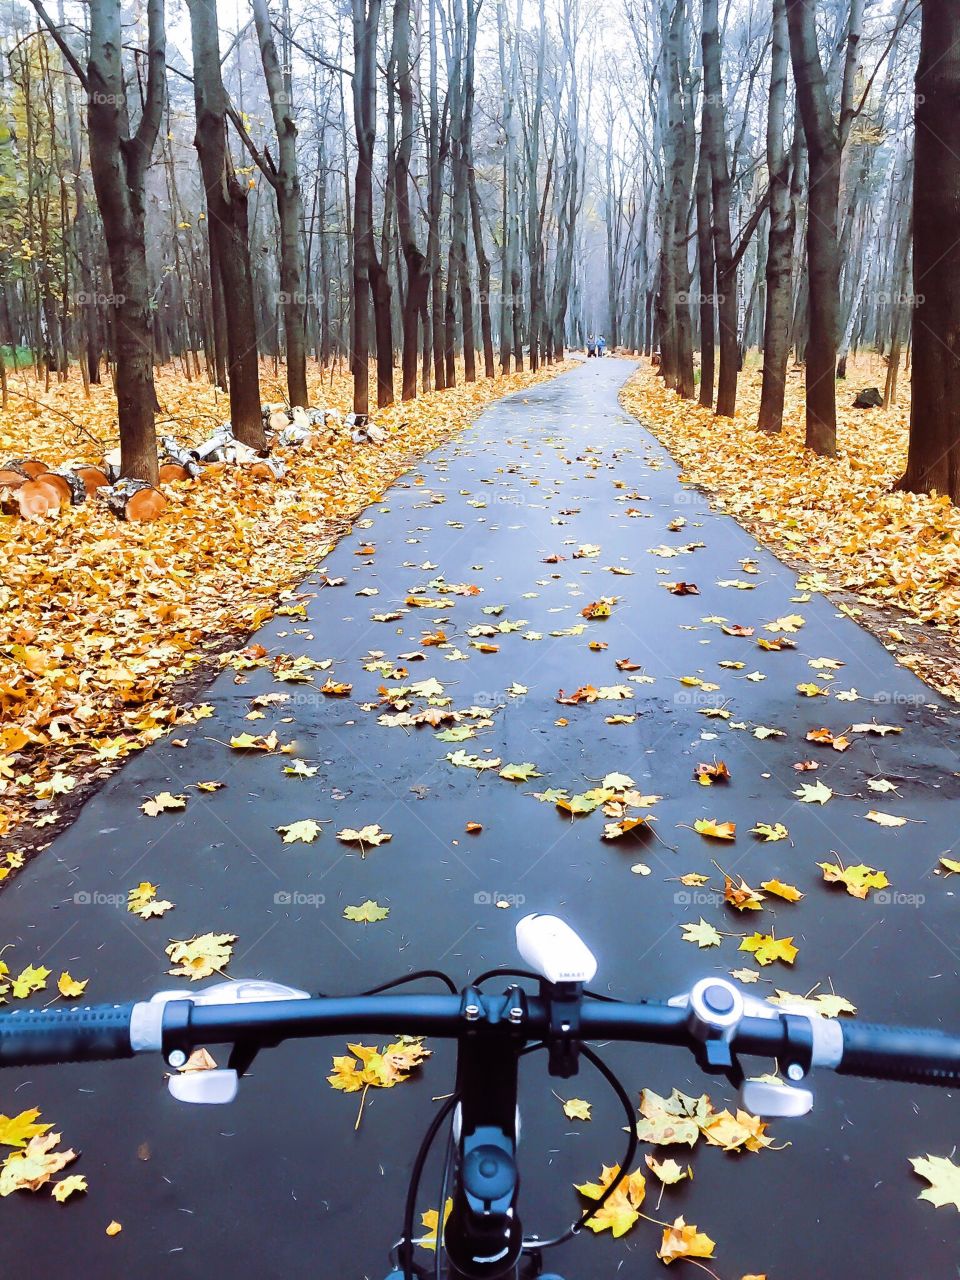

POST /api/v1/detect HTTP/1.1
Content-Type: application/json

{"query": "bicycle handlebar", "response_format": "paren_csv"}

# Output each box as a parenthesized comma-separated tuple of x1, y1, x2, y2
(2, 990, 959, 1090)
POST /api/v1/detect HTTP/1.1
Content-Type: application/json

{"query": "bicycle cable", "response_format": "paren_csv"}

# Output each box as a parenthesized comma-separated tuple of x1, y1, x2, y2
(401, 1091, 460, 1280)
(434, 1123, 456, 1280)
(521, 1043, 638, 1253)
(471, 967, 623, 1004)
(318, 969, 459, 998)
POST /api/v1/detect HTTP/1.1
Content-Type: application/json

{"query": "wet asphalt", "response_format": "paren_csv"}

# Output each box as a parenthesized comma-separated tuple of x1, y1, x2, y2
(0, 357, 958, 1279)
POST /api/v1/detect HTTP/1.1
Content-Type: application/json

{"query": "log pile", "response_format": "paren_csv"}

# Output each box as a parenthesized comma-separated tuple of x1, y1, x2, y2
(1, 399, 381, 526)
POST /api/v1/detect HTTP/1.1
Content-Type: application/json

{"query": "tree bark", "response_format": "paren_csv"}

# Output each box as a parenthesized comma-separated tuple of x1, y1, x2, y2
(786, 0, 840, 455)
(393, 0, 430, 400)
(757, 0, 795, 433)
(899, 2, 960, 500)
(702, 0, 737, 416)
(694, 140, 715, 408)
(351, 0, 393, 411)
(188, 0, 264, 447)
(33, 0, 166, 479)
(251, 0, 308, 408)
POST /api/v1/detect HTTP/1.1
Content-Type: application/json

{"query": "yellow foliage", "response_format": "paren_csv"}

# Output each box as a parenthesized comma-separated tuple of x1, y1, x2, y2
(620, 361, 960, 700)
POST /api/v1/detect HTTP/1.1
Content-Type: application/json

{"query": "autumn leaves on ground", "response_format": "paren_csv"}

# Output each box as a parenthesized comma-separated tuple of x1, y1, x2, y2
(622, 356, 960, 700)
(0, 357, 568, 866)
(1, 355, 959, 1275)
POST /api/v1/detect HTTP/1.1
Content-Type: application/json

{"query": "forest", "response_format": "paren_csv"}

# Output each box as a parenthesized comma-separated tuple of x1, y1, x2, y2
(0, 0, 955, 490)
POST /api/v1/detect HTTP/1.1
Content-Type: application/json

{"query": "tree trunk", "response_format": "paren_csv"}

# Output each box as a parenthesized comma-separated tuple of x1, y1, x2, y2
(899, 2, 960, 500)
(702, 0, 737, 416)
(82, 0, 166, 481)
(393, 0, 430, 400)
(252, 0, 308, 408)
(786, 0, 840, 455)
(695, 141, 715, 408)
(188, 0, 264, 446)
(757, 0, 795, 433)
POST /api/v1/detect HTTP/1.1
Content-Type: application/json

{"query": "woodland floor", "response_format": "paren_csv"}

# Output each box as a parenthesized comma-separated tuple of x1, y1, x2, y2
(621, 356, 960, 702)
(0, 357, 957, 1277)
(0, 355, 571, 868)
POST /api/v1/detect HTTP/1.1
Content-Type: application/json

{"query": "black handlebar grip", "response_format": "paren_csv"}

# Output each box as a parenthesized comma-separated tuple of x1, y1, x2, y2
(837, 1021, 960, 1087)
(0, 1004, 136, 1066)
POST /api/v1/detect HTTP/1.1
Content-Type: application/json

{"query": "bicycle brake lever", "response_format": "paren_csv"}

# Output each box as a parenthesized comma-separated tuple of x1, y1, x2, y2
(146, 979, 310, 1105)
(740, 1076, 813, 1117)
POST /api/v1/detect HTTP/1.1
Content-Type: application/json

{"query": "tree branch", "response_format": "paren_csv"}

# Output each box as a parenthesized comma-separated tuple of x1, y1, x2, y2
(26, 0, 89, 92)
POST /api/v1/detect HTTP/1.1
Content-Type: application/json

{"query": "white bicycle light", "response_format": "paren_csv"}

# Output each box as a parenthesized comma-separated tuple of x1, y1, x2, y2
(130, 980, 311, 1105)
(515, 914, 598, 985)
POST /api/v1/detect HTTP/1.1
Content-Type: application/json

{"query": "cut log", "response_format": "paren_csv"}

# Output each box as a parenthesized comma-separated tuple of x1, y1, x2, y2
(36, 473, 73, 506)
(246, 457, 286, 481)
(5, 457, 49, 479)
(159, 437, 201, 478)
(158, 461, 193, 483)
(105, 478, 168, 522)
(47, 469, 87, 505)
(9, 478, 62, 519)
(74, 465, 111, 495)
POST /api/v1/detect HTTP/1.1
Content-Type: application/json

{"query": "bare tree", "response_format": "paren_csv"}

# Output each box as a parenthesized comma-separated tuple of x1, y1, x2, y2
(247, 0, 309, 408)
(30, 0, 166, 479)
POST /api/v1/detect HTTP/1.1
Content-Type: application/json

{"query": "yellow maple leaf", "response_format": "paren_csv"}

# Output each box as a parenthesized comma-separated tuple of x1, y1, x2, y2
(575, 1163, 646, 1237)
(337, 824, 392, 852)
(419, 1197, 453, 1250)
(57, 971, 88, 999)
(911, 1154, 960, 1211)
(694, 818, 736, 840)
(0, 1133, 77, 1196)
(658, 1215, 716, 1264)
(228, 731, 279, 751)
(277, 819, 323, 844)
(739, 932, 798, 965)
(343, 900, 390, 923)
(680, 918, 723, 949)
(165, 933, 236, 980)
(127, 881, 174, 918)
(52, 1174, 88, 1202)
(760, 879, 803, 902)
(0, 1109, 53, 1149)
(140, 791, 187, 817)
(644, 1155, 690, 1184)
(10, 965, 50, 998)
(561, 1097, 592, 1121)
(818, 861, 889, 899)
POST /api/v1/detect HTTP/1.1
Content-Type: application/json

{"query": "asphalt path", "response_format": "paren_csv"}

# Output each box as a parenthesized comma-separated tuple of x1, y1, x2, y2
(1, 357, 957, 1279)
